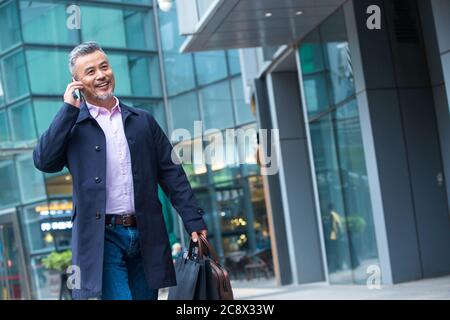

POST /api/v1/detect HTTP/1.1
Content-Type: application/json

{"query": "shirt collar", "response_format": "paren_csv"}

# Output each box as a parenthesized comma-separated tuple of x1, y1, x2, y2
(86, 96, 120, 119)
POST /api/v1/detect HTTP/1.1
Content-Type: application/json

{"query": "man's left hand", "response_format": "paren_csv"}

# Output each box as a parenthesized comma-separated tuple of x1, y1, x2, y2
(191, 230, 208, 243)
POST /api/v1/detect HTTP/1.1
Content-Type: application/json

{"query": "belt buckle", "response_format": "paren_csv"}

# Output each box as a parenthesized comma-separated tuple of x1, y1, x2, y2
(122, 214, 132, 227)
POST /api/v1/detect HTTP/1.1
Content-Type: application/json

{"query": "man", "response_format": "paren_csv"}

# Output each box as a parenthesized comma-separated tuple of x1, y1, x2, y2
(33, 41, 208, 300)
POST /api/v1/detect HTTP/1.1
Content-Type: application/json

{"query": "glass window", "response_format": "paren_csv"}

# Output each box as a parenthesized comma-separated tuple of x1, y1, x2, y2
(81, 6, 156, 51)
(237, 123, 259, 176)
(26, 49, 70, 95)
(169, 92, 201, 140)
(8, 100, 36, 141)
(132, 100, 167, 133)
(95, 0, 151, 4)
(333, 100, 378, 283)
(309, 114, 352, 283)
(19, 203, 56, 255)
(302, 74, 330, 117)
(200, 81, 234, 130)
(81, 6, 127, 48)
(158, 6, 196, 95)
(123, 9, 157, 50)
(320, 9, 355, 105)
(2, 50, 30, 102)
(162, 53, 196, 96)
(299, 8, 379, 284)
(194, 51, 228, 86)
(227, 50, 241, 76)
(0, 159, 20, 208)
(299, 30, 329, 118)
(33, 99, 62, 136)
(20, 1, 79, 45)
(231, 77, 254, 125)
(0, 109, 9, 142)
(28, 255, 59, 300)
(299, 29, 325, 74)
(128, 55, 162, 97)
(158, 3, 186, 53)
(0, 71, 5, 106)
(16, 153, 46, 203)
(0, 0, 21, 52)
(45, 173, 73, 198)
(108, 54, 132, 96)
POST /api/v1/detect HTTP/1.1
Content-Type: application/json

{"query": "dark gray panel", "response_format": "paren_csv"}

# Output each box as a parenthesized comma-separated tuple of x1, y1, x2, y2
(279, 138, 325, 283)
(433, 84, 450, 218)
(352, 0, 397, 90)
(365, 89, 423, 282)
(398, 88, 450, 278)
(254, 79, 293, 285)
(418, 0, 445, 86)
(270, 73, 306, 140)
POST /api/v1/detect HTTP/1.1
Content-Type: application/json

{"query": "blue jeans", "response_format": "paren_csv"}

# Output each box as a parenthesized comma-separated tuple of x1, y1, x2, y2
(102, 224, 158, 300)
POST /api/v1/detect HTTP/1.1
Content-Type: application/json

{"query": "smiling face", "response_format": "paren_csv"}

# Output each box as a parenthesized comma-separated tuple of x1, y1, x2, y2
(72, 50, 115, 104)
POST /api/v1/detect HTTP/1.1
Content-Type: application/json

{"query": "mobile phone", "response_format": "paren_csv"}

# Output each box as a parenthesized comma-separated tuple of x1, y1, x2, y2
(72, 77, 83, 101)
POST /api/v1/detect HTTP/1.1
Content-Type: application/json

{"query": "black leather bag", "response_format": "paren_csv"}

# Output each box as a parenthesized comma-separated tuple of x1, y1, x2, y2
(196, 235, 234, 300)
(169, 237, 234, 300)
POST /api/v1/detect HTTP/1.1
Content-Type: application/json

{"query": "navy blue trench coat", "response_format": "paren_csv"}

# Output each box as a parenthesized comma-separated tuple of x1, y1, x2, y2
(33, 101, 207, 299)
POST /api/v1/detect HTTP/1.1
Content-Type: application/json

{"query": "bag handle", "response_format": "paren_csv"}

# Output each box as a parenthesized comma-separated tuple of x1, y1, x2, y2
(198, 234, 220, 263)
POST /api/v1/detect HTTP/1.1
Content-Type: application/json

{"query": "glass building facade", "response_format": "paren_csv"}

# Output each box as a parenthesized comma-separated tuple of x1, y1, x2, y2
(0, 0, 271, 299)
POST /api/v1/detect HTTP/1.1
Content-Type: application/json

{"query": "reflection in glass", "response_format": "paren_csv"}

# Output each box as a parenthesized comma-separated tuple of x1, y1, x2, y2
(15, 154, 46, 203)
(0, 160, 20, 208)
(20, 1, 79, 45)
(2, 51, 29, 102)
(8, 100, 36, 141)
(231, 77, 255, 125)
(19, 203, 56, 255)
(0, 222, 27, 299)
(300, 8, 379, 284)
(227, 50, 241, 76)
(132, 100, 167, 133)
(29, 255, 60, 300)
(81, 7, 126, 49)
(169, 92, 201, 139)
(199, 81, 234, 130)
(26, 49, 70, 95)
(33, 99, 62, 136)
(128, 55, 162, 97)
(0, 0, 21, 52)
(158, 3, 196, 95)
(0, 110, 9, 142)
(194, 51, 228, 86)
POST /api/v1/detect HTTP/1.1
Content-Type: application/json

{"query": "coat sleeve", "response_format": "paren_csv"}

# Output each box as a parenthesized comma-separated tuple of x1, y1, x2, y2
(149, 115, 208, 235)
(33, 103, 80, 173)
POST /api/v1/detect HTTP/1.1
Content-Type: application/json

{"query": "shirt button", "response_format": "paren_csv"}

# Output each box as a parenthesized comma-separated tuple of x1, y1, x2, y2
(94, 177, 101, 183)
(95, 145, 102, 151)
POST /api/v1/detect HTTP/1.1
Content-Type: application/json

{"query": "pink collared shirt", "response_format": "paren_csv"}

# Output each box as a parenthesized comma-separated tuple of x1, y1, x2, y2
(86, 97, 135, 215)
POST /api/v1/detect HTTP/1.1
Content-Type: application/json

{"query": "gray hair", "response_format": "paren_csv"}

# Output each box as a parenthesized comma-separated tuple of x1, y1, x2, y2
(68, 41, 105, 76)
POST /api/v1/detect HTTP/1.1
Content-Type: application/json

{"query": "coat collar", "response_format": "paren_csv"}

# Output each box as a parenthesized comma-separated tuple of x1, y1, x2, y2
(75, 98, 138, 125)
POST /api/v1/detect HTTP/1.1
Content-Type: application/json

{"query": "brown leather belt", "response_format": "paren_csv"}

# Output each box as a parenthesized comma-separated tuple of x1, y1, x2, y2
(105, 214, 137, 227)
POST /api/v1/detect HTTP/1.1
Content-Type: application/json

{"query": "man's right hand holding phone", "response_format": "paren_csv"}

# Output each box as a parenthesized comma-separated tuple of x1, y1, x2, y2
(64, 80, 84, 109)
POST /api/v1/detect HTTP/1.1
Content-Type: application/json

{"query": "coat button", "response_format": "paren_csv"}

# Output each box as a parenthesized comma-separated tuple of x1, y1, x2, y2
(95, 145, 102, 151)
(94, 177, 101, 183)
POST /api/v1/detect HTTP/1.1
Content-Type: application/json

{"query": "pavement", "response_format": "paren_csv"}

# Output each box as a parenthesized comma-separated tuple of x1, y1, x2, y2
(159, 275, 450, 300)
(230, 276, 450, 300)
